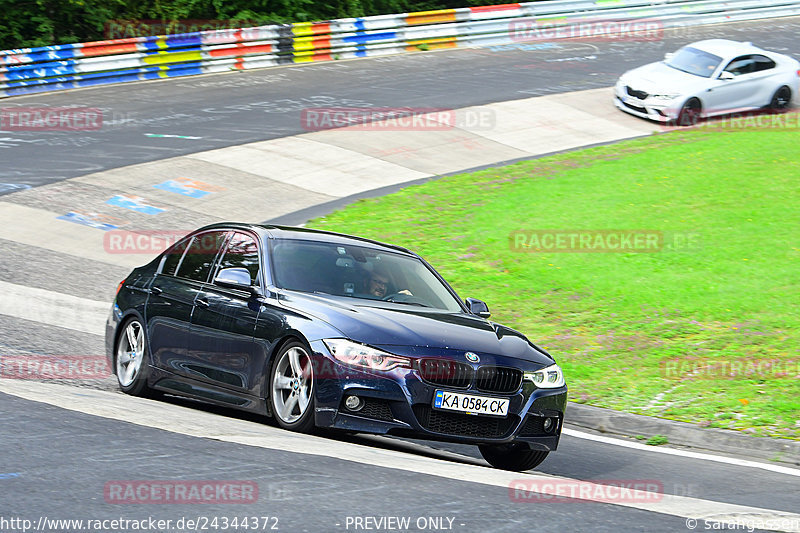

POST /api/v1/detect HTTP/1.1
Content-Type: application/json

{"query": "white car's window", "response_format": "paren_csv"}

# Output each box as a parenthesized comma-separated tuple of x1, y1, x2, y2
(665, 46, 722, 78)
(724, 56, 757, 76)
(752, 54, 777, 72)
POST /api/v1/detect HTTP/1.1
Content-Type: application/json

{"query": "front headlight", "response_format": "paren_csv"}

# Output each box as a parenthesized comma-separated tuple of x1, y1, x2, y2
(524, 364, 565, 388)
(324, 339, 411, 372)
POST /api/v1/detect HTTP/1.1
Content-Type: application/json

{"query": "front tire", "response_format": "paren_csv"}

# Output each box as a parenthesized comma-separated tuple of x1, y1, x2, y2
(675, 98, 701, 126)
(479, 442, 549, 471)
(270, 340, 316, 433)
(115, 318, 151, 396)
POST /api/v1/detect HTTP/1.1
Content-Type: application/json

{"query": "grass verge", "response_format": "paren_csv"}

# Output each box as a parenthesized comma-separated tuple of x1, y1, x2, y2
(308, 127, 800, 440)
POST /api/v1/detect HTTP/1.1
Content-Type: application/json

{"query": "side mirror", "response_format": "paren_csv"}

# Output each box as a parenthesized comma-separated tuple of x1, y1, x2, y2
(718, 71, 735, 81)
(465, 297, 491, 318)
(664, 52, 674, 61)
(215, 267, 260, 296)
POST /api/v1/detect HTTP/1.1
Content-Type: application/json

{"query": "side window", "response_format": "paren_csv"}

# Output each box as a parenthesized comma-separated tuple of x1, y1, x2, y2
(176, 231, 229, 282)
(216, 232, 261, 285)
(752, 54, 776, 72)
(724, 55, 755, 76)
(161, 237, 191, 276)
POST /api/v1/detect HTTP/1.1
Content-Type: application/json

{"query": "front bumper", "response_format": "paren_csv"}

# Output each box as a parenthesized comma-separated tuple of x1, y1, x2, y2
(614, 86, 680, 123)
(310, 341, 567, 450)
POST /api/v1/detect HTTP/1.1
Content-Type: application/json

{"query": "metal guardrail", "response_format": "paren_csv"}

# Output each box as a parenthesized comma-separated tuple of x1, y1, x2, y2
(1, 0, 799, 98)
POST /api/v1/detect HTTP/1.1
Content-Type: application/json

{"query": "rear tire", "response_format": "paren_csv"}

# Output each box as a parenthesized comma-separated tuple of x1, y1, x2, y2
(769, 86, 792, 112)
(479, 442, 549, 471)
(114, 318, 152, 397)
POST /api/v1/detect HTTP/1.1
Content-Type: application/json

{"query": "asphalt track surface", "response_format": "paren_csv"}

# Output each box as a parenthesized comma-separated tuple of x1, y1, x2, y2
(2, 17, 800, 533)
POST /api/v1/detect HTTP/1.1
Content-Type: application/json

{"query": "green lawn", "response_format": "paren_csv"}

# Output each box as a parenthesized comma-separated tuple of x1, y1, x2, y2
(308, 127, 800, 440)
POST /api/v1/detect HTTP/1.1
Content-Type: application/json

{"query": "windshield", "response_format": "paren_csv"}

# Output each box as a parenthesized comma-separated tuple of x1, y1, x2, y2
(270, 239, 464, 312)
(665, 46, 722, 78)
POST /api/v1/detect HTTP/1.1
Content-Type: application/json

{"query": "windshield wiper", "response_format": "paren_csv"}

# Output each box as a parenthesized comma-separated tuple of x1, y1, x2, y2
(385, 299, 431, 307)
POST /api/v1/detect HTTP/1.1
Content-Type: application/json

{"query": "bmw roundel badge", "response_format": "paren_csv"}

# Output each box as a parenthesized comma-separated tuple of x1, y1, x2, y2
(465, 352, 480, 363)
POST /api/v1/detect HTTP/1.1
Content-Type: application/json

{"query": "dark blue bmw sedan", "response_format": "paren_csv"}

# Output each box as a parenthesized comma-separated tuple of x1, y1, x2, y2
(106, 223, 567, 471)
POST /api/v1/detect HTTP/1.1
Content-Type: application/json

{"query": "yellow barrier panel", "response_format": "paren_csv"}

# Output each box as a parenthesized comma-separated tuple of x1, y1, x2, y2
(405, 9, 457, 25)
(142, 51, 204, 65)
(405, 37, 457, 50)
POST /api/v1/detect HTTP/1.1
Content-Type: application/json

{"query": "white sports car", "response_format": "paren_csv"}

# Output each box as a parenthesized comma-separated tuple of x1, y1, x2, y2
(614, 39, 800, 124)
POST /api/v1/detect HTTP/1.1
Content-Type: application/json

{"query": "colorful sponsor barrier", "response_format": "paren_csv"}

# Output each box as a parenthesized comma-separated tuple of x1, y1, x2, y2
(2, 0, 800, 98)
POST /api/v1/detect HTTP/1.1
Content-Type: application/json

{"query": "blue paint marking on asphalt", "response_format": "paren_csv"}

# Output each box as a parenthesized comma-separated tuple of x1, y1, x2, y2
(57, 212, 118, 231)
(0, 473, 21, 479)
(0, 184, 32, 193)
(154, 180, 210, 198)
(107, 195, 165, 215)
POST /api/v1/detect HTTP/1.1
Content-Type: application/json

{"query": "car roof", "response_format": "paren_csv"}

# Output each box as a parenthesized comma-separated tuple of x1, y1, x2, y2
(686, 39, 766, 58)
(193, 222, 415, 256)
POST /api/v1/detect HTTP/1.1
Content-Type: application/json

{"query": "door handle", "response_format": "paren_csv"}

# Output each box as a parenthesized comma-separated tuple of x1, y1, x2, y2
(149, 286, 163, 295)
(196, 298, 210, 308)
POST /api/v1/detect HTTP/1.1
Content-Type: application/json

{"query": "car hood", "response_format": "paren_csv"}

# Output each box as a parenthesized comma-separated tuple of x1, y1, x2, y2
(621, 61, 711, 94)
(278, 291, 554, 365)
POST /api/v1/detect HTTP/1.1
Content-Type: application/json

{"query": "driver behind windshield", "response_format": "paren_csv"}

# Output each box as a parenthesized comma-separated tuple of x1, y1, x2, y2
(365, 267, 412, 298)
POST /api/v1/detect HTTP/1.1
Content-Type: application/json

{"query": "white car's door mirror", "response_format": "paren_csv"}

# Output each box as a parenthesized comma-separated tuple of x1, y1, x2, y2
(664, 52, 674, 61)
(718, 71, 735, 81)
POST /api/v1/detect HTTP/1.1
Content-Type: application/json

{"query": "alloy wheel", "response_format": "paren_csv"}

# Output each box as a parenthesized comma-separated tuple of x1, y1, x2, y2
(271, 345, 314, 424)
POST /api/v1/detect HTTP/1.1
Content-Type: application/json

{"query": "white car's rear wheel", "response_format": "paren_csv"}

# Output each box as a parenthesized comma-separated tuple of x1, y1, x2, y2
(769, 86, 792, 112)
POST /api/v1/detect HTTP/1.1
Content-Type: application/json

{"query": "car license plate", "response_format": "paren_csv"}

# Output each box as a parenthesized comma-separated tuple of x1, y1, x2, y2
(433, 390, 509, 417)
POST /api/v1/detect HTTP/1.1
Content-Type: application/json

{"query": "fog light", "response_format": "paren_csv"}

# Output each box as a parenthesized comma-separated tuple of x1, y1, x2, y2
(344, 395, 363, 411)
(543, 417, 556, 433)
